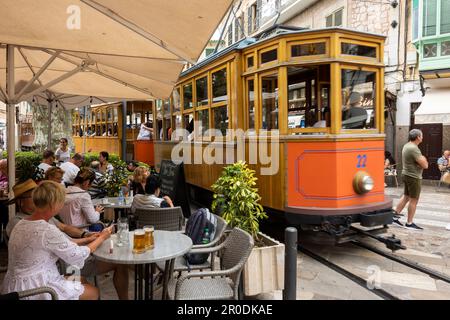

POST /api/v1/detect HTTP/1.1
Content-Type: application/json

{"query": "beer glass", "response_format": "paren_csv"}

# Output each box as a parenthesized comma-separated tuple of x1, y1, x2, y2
(143, 225, 154, 250)
(133, 229, 146, 253)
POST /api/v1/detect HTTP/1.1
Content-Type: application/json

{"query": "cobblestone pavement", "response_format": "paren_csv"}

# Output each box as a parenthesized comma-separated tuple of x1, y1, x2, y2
(269, 184, 450, 300)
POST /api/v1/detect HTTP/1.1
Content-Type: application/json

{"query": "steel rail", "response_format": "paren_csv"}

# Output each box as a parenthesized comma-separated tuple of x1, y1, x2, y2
(351, 240, 450, 284)
(298, 245, 400, 300)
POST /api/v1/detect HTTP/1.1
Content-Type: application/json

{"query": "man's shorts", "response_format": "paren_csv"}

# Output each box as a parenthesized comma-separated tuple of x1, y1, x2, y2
(402, 175, 421, 199)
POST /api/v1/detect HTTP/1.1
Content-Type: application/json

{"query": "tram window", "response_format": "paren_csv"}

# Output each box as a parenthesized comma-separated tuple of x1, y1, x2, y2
(287, 67, 318, 129)
(341, 43, 376, 58)
(261, 74, 278, 130)
(247, 56, 254, 68)
(184, 113, 194, 140)
(291, 42, 326, 57)
(197, 109, 209, 136)
(213, 106, 228, 136)
(163, 118, 171, 141)
(196, 77, 208, 107)
(260, 49, 277, 64)
(173, 87, 181, 112)
(212, 68, 228, 104)
(113, 107, 118, 122)
(247, 78, 255, 130)
(341, 69, 376, 130)
(183, 83, 193, 110)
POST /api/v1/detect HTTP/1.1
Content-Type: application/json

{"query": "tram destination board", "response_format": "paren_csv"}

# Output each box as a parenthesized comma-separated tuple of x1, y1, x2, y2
(159, 160, 191, 218)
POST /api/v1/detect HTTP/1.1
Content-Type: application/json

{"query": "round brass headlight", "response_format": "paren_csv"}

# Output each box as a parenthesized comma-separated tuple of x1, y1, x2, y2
(353, 171, 374, 194)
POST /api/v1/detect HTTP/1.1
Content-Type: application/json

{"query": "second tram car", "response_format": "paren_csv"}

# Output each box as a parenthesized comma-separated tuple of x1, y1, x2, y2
(153, 26, 393, 238)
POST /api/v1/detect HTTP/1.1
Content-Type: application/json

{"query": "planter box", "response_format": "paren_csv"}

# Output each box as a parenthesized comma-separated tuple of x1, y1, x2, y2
(243, 232, 285, 296)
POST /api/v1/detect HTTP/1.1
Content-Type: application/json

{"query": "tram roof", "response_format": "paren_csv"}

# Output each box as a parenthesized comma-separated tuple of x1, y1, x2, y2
(180, 26, 386, 78)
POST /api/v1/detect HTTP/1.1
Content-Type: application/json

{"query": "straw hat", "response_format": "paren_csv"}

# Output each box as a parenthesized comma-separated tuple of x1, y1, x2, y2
(7, 179, 37, 204)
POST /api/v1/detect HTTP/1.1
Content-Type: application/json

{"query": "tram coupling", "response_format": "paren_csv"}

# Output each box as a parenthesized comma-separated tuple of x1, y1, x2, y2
(350, 226, 406, 252)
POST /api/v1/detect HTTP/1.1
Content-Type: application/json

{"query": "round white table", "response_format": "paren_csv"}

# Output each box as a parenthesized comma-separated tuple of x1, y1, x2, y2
(93, 230, 192, 300)
(92, 197, 133, 209)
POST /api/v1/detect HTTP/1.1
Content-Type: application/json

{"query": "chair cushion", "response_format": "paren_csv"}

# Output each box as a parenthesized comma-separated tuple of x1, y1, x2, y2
(168, 277, 234, 300)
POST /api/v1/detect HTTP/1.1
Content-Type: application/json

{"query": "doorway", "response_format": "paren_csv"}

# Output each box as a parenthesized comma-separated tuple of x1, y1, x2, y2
(410, 123, 443, 180)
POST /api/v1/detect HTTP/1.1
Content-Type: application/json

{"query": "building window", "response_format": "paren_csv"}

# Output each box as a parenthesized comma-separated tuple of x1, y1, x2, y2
(260, 48, 278, 64)
(197, 109, 209, 135)
(423, 43, 438, 58)
(234, 19, 240, 42)
(247, 5, 254, 34)
(442, 41, 450, 55)
(205, 48, 214, 57)
(173, 87, 181, 112)
(227, 24, 233, 46)
(341, 43, 376, 58)
(247, 56, 254, 68)
(413, 0, 419, 40)
(212, 68, 228, 104)
(196, 76, 208, 107)
(341, 70, 376, 130)
(326, 8, 343, 27)
(441, 0, 450, 34)
(291, 42, 326, 57)
(247, 78, 255, 130)
(183, 83, 193, 110)
(261, 73, 278, 130)
(213, 106, 228, 136)
(423, 0, 437, 36)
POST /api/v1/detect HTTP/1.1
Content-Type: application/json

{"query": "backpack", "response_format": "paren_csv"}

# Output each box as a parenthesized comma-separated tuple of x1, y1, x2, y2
(184, 208, 217, 266)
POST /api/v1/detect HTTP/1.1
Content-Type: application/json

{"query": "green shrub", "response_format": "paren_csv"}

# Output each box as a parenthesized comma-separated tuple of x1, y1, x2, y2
(2, 151, 42, 183)
(211, 161, 267, 241)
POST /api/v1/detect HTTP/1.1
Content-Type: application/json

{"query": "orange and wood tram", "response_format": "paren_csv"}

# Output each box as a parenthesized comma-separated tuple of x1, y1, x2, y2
(152, 26, 393, 239)
(71, 101, 155, 165)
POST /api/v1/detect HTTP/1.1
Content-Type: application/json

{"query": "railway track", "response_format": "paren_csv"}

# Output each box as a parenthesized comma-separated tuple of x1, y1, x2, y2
(298, 236, 450, 300)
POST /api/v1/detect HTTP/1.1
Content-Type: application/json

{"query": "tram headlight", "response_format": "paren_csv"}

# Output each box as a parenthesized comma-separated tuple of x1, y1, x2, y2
(353, 171, 374, 194)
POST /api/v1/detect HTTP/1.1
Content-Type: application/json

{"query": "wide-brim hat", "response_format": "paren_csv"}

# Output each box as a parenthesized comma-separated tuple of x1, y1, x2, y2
(7, 179, 37, 205)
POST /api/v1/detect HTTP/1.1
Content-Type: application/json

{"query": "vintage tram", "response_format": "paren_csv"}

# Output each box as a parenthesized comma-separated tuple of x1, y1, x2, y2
(153, 26, 392, 238)
(71, 100, 154, 164)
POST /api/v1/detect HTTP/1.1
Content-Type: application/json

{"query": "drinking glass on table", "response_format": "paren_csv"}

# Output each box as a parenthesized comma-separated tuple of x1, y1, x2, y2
(143, 225, 154, 250)
(133, 229, 146, 254)
(117, 217, 129, 246)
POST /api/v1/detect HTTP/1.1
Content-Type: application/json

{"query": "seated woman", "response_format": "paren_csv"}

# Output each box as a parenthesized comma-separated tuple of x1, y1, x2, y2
(384, 151, 396, 172)
(1, 181, 112, 300)
(131, 175, 174, 213)
(58, 168, 104, 227)
(130, 166, 149, 195)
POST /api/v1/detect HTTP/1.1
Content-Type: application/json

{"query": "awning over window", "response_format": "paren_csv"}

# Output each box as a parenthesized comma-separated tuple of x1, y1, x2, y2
(414, 88, 450, 124)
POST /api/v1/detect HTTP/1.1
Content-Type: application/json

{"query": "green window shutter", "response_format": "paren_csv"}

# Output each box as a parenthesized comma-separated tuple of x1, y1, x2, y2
(326, 14, 333, 27)
(412, 0, 419, 39)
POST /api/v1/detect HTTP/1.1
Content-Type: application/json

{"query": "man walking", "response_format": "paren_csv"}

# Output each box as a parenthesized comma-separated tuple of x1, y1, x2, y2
(394, 129, 428, 230)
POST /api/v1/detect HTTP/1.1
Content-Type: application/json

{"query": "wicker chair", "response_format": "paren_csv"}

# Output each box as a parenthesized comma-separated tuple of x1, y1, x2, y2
(156, 214, 228, 273)
(134, 206, 184, 231)
(167, 227, 254, 300)
(0, 287, 58, 300)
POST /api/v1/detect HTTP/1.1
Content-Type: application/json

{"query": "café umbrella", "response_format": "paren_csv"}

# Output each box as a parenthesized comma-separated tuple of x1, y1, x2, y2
(0, 0, 234, 215)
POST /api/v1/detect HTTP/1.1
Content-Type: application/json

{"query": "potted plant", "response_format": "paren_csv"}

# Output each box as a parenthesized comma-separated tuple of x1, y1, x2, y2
(211, 161, 284, 296)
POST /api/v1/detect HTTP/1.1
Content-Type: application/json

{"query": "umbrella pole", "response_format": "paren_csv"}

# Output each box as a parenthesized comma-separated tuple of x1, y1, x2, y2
(122, 100, 127, 161)
(47, 100, 52, 149)
(6, 45, 16, 220)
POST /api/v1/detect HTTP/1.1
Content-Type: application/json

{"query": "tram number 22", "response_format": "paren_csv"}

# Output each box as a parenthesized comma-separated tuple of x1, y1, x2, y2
(356, 154, 367, 168)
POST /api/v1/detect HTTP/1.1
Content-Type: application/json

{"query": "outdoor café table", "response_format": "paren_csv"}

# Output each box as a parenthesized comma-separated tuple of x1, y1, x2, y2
(92, 197, 133, 221)
(93, 230, 192, 300)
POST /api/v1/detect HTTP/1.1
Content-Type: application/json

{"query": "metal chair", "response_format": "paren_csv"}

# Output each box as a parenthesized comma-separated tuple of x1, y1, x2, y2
(155, 214, 228, 273)
(384, 164, 398, 188)
(437, 170, 450, 191)
(0, 287, 58, 300)
(167, 227, 254, 300)
(134, 206, 184, 231)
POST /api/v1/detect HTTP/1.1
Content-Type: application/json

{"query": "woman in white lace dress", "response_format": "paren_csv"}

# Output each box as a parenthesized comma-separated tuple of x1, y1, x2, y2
(1, 181, 112, 300)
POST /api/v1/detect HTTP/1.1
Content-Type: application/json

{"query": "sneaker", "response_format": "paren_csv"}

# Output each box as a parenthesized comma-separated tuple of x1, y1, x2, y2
(392, 219, 403, 227)
(404, 222, 423, 230)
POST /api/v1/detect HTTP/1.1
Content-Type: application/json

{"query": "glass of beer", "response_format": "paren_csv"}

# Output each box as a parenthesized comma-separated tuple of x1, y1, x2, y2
(133, 229, 146, 253)
(143, 225, 154, 250)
